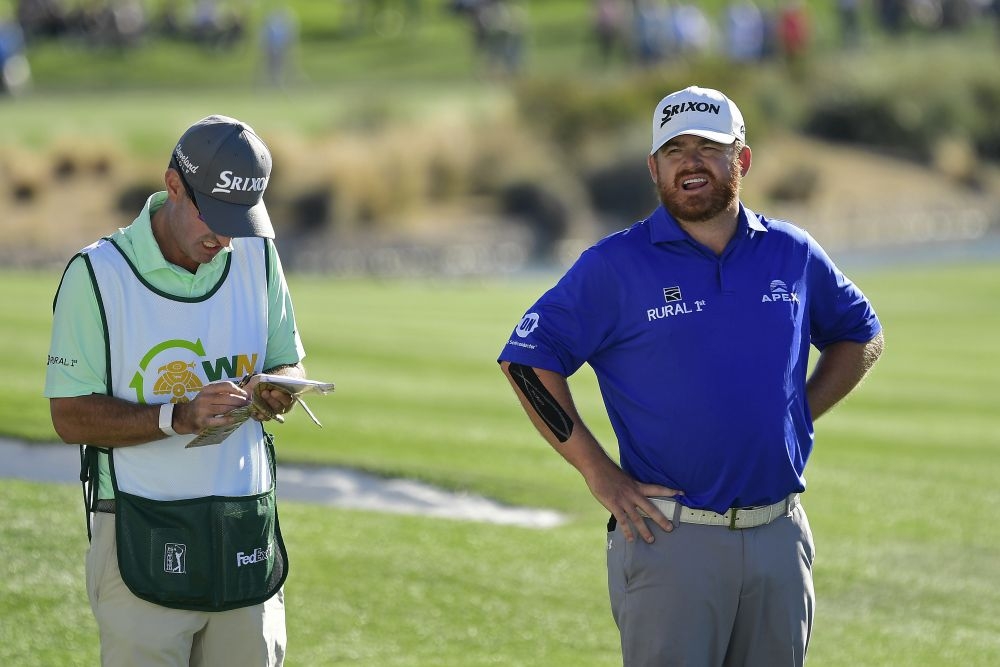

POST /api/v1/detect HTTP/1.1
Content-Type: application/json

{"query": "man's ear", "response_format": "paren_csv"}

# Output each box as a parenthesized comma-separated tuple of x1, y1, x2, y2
(164, 168, 184, 202)
(738, 145, 752, 177)
(647, 153, 658, 182)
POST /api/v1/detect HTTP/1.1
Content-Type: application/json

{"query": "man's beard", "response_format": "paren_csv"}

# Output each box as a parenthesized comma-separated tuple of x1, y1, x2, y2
(657, 159, 741, 224)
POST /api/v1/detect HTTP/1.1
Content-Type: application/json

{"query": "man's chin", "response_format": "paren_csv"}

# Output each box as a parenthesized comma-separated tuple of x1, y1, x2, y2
(661, 189, 739, 224)
(663, 201, 724, 224)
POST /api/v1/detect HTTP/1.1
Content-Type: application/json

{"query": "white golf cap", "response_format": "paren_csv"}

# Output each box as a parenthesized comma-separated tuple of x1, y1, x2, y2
(650, 86, 746, 155)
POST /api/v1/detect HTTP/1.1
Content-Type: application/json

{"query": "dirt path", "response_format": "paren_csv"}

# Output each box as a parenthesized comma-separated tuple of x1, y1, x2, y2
(0, 439, 566, 529)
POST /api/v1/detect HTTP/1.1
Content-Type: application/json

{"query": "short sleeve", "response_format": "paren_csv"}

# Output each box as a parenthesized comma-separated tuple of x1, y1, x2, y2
(263, 240, 306, 370)
(498, 248, 621, 376)
(806, 235, 882, 350)
(45, 255, 110, 398)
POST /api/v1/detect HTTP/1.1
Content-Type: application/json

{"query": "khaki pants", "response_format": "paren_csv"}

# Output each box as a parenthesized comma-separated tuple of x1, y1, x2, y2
(608, 503, 815, 667)
(87, 512, 286, 667)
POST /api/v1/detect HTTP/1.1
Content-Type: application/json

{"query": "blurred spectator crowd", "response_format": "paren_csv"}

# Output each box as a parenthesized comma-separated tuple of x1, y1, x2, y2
(448, 0, 527, 76)
(13, 0, 245, 51)
(587, 0, 999, 67)
(3, 0, 998, 95)
(3, 0, 303, 92)
(0, 18, 30, 93)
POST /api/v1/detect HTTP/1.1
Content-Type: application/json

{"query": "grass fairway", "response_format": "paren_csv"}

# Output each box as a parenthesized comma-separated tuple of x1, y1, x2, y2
(3, 259, 999, 665)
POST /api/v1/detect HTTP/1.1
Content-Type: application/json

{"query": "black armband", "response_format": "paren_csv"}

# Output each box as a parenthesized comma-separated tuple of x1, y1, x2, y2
(508, 363, 574, 443)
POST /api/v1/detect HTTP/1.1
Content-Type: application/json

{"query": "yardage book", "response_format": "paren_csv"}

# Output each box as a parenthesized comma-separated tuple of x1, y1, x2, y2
(186, 374, 336, 448)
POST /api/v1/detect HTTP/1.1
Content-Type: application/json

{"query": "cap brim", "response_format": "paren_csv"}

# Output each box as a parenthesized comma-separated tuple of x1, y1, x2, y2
(195, 195, 275, 239)
(650, 129, 738, 155)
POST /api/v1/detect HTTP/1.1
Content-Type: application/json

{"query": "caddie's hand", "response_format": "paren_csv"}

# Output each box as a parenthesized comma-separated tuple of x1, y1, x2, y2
(174, 380, 250, 434)
(244, 376, 295, 423)
(587, 467, 683, 544)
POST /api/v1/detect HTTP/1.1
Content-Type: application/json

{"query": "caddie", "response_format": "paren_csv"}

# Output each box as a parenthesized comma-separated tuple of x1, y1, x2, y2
(45, 115, 306, 667)
(498, 85, 884, 666)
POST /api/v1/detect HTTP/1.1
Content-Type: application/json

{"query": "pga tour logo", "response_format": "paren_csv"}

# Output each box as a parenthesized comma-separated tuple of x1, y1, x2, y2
(236, 545, 273, 568)
(164, 543, 187, 574)
(515, 313, 539, 338)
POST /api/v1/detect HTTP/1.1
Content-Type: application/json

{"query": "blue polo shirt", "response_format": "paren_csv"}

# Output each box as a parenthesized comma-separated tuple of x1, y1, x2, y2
(499, 204, 881, 513)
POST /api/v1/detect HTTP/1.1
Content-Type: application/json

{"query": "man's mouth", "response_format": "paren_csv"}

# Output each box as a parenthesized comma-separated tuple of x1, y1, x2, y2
(681, 177, 708, 191)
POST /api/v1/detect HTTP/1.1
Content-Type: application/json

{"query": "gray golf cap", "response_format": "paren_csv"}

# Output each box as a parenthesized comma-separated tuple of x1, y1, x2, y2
(171, 115, 275, 239)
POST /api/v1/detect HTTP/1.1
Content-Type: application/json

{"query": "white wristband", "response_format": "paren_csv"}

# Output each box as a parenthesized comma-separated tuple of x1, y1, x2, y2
(159, 402, 179, 437)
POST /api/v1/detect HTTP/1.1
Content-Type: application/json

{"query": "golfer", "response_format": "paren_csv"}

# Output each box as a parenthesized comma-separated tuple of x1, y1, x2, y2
(498, 85, 884, 666)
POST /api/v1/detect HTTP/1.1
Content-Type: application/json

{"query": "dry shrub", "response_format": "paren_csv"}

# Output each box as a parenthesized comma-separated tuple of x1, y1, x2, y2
(931, 136, 978, 187)
(766, 163, 820, 203)
(48, 137, 124, 181)
(2, 109, 598, 266)
(1, 147, 47, 205)
(0, 139, 150, 266)
(263, 113, 602, 249)
(267, 118, 488, 235)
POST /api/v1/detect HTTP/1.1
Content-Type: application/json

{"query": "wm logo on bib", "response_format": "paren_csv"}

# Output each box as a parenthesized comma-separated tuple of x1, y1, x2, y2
(129, 338, 258, 405)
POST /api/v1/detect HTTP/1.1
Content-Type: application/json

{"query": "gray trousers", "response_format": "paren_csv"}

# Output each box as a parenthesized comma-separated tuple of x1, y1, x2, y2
(607, 503, 815, 667)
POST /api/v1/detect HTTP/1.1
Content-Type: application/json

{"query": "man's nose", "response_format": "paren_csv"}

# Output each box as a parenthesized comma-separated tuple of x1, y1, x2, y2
(680, 148, 704, 166)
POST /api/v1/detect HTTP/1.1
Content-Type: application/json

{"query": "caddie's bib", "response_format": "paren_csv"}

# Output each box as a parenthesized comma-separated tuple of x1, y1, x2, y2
(84, 236, 270, 499)
(81, 236, 288, 610)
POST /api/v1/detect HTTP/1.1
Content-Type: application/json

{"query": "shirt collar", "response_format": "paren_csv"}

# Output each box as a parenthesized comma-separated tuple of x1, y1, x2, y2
(115, 192, 232, 287)
(127, 192, 173, 273)
(648, 202, 767, 244)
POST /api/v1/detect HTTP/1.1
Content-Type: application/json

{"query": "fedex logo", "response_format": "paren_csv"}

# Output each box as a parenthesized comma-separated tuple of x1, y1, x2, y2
(236, 545, 273, 567)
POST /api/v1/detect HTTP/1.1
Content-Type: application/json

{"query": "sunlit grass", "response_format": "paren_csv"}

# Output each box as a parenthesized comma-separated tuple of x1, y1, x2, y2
(4, 260, 1000, 665)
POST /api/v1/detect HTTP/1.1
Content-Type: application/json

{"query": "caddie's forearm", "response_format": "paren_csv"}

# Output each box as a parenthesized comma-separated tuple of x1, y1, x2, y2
(50, 394, 171, 447)
(806, 331, 884, 420)
(263, 362, 306, 379)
